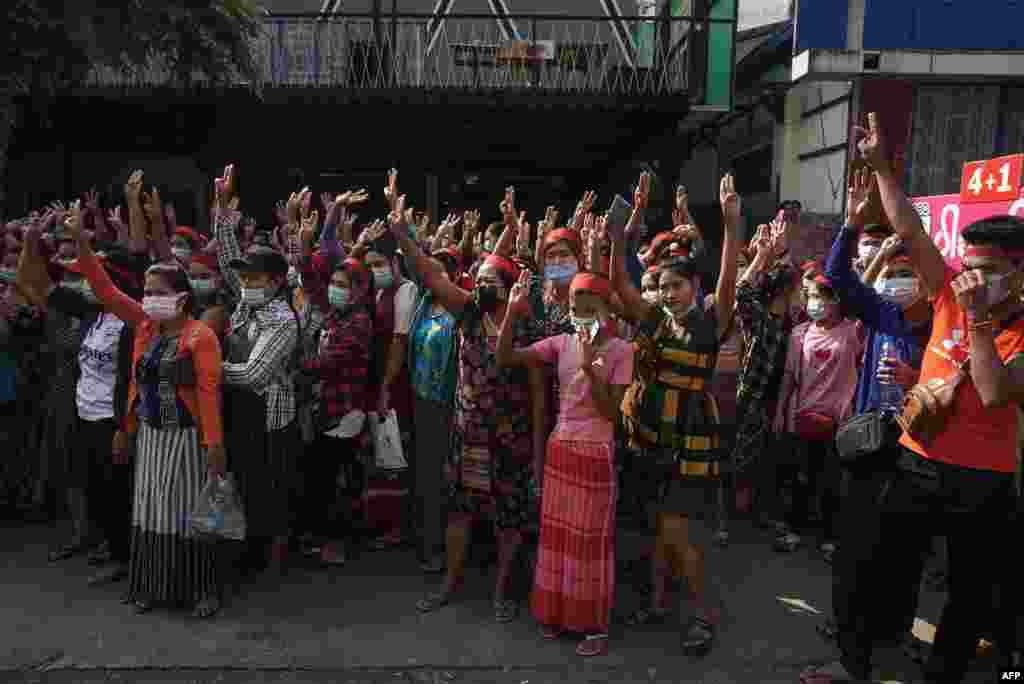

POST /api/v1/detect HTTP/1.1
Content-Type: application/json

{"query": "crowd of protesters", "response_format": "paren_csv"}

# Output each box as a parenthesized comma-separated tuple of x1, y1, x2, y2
(0, 112, 1021, 681)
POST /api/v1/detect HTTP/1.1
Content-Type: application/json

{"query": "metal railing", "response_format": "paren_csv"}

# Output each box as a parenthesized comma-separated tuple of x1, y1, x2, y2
(84, 12, 709, 97)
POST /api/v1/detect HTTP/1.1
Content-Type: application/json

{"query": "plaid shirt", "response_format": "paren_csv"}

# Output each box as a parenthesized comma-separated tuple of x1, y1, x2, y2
(215, 210, 300, 432)
(297, 254, 372, 423)
(734, 272, 793, 404)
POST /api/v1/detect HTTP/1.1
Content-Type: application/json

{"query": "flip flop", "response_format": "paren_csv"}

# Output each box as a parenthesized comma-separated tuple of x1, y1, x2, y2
(493, 598, 519, 623)
(539, 625, 566, 641)
(191, 596, 221, 619)
(48, 542, 86, 563)
(575, 633, 608, 657)
(416, 591, 453, 613)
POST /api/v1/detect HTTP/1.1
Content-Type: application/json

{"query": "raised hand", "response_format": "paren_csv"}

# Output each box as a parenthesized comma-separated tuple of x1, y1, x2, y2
(48, 201, 68, 232)
(463, 209, 481, 234)
(634, 172, 651, 211)
(63, 200, 84, 242)
(507, 270, 531, 317)
(107, 206, 124, 233)
(125, 170, 144, 205)
(322, 192, 342, 227)
(301, 188, 313, 219)
(769, 220, 788, 258)
(719, 173, 741, 225)
(214, 164, 236, 210)
(384, 169, 399, 210)
(846, 166, 877, 227)
(750, 224, 771, 256)
(286, 187, 308, 224)
(84, 189, 101, 214)
(855, 112, 889, 174)
(142, 187, 163, 227)
(500, 186, 516, 222)
(274, 200, 288, 227)
(340, 188, 369, 207)
(299, 209, 319, 245)
(673, 185, 691, 227)
(878, 234, 903, 260)
(364, 218, 390, 244)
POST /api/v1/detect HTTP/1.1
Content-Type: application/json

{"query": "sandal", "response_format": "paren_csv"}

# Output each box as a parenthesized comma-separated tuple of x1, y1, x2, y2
(622, 606, 672, 626)
(419, 556, 446, 574)
(819, 542, 837, 565)
(575, 633, 608, 657)
(416, 591, 453, 613)
(774, 532, 802, 553)
(133, 599, 154, 614)
(539, 625, 566, 641)
(48, 542, 86, 563)
(682, 616, 715, 656)
(799, 660, 861, 683)
(87, 541, 112, 565)
(816, 618, 838, 642)
(191, 596, 221, 619)
(493, 598, 519, 623)
(320, 543, 347, 567)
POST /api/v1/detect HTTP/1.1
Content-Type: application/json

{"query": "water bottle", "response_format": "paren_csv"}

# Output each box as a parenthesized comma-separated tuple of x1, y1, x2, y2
(878, 340, 904, 413)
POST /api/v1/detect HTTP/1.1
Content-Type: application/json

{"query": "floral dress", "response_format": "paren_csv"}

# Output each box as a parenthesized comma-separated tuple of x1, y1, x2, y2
(447, 299, 537, 529)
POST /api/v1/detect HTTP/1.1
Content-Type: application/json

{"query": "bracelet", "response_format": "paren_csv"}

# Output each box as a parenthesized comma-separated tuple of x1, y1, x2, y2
(968, 319, 996, 332)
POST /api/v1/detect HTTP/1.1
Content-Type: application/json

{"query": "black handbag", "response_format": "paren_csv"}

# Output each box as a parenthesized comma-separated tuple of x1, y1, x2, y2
(835, 410, 899, 466)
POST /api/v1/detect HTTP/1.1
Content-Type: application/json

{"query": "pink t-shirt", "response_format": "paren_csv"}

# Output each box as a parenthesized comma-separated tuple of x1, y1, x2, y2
(778, 319, 862, 433)
(528, 333, 634, 444)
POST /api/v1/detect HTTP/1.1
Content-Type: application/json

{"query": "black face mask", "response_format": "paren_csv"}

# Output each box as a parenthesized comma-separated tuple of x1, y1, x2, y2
(475, 285, 500, 313)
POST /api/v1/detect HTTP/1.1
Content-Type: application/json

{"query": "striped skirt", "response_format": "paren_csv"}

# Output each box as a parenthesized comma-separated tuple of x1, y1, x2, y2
(529, 439, 616, 633)
(127, 423, 218, 607)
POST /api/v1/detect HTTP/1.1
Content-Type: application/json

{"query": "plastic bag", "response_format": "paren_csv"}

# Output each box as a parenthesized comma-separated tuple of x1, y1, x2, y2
(370, 409, 407, 470)
(190, 473, 246, 541)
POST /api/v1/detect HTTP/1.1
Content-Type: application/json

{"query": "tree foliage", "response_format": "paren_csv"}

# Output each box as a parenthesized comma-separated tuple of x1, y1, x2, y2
(6, 0, 265, 95)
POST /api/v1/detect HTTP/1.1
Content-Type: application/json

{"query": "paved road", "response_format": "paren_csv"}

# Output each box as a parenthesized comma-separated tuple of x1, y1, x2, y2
(0, 518, 1003, 684)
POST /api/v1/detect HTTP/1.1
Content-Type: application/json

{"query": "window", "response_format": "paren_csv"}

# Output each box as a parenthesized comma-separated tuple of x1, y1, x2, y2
(908, 85, 999, 197)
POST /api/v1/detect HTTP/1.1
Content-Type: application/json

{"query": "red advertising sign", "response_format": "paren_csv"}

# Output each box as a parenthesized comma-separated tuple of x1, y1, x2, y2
(911, 192, 1024, 272)
(959, 154, 1024, 204)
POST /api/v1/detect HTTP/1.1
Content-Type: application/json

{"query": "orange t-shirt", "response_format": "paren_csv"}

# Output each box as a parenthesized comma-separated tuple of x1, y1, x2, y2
(899, 270, 1024, 473)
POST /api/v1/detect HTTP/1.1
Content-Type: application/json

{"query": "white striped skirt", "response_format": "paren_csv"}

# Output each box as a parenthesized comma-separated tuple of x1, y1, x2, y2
(127, 422, 218, 606)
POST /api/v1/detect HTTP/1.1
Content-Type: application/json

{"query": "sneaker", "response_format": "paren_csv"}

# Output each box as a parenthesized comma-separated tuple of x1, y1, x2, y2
(774, 532, 802, 552)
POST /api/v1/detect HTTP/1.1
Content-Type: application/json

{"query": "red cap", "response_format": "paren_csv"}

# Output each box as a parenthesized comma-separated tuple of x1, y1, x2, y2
(174, 226, 207, 246)
(569, 272, 613, 302)
(190, 252, 220, 272)
(483, 254, 521, 281)
(542, 228, 582, 257)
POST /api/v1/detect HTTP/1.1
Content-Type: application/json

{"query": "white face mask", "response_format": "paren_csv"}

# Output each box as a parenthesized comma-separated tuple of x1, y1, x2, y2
(874, 277, 921, 307)
(858, 243, 881, 264)
(172, 247, 192, 263)
(241, 287, 268, 307)
(142, 294, 182, 321)
(571, 314, 600, 343)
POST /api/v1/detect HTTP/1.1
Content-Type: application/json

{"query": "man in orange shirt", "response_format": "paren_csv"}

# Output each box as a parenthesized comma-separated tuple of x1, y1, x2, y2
(801, 114, 1024, 684)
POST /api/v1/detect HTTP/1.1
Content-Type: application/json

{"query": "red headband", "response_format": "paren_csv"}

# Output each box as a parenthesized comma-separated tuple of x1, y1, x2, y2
(344, 257, 370, 282)
(963, 245, 1024, 259)
(191, 253, 219, 271)
(569, 272, 613, 302)
(813, 274, 833, 288)
(801, 259, 821, 273)
(645, 265, 660, 275)
(483, 254, 521, 281)
(174, 226, 207, 246)
(543, 228, 582, 255)
(668, 244, 691, 258)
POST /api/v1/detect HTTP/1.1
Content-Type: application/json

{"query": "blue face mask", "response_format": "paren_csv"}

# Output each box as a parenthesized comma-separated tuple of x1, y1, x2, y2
(545, 263, 578, 285)
(328, 285, 350, 309)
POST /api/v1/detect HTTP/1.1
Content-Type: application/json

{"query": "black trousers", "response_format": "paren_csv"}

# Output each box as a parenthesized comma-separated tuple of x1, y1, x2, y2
(298, 433, 360, 541)
(841, 448, 1017, 683)
(80, 417, 132, 563)
(833, 445, 924, 679)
